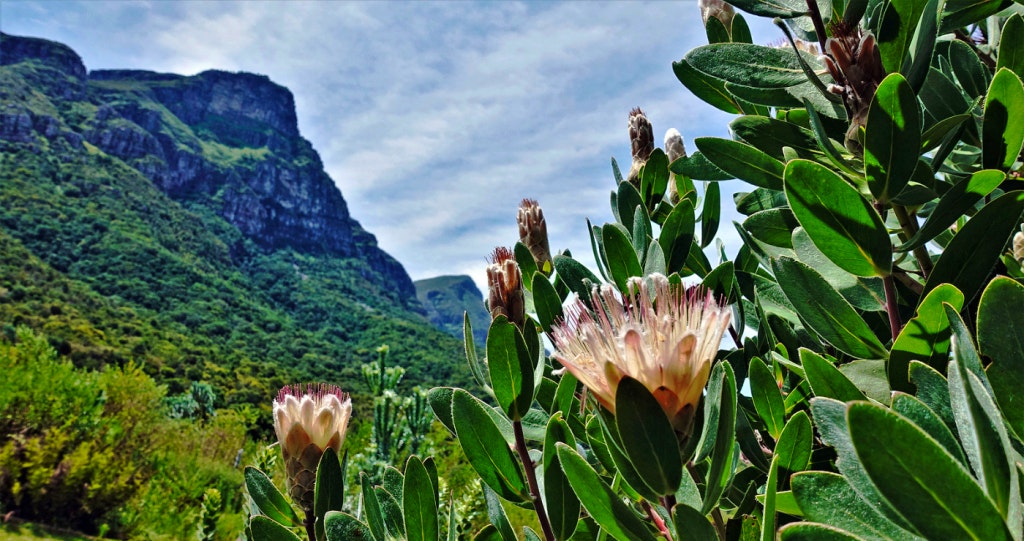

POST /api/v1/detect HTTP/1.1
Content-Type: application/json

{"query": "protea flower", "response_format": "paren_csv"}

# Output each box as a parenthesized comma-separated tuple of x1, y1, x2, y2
(516, 199, 553, 275)
(626, 107, 654, 188)
(486, 246, 526, 329)
(273, 383, 352, 511)
(551, 275, 731, 434)
(1014, 230, 1024, 263)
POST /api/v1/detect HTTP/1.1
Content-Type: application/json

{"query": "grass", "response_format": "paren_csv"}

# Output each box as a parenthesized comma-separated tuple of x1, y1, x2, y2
(0, 521, 94, 541)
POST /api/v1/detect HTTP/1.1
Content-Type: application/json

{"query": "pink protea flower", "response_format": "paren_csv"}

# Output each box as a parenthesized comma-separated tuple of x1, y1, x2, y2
(551, 274, 731, 433)
(486, 246, 526, 329)
(273, 383, 352, 511)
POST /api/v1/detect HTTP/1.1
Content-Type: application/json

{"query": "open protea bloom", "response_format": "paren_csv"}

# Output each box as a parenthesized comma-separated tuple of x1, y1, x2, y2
(273, 383, 352, 511)
(551, 274, 731, 433)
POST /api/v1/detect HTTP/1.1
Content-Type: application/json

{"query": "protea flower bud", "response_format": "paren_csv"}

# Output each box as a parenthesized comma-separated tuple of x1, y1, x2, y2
(626, 107, 654, 188)
(486, 247, 526, 329)
(273, 384, 352, 511)
(1013, 230, 1024, 263)
(516, 199, 553, 275)
(821, 21, 886, 154)
(698, 0, 735, 30)
(551, 275, 731, 435)
(664, 129, 686, 204)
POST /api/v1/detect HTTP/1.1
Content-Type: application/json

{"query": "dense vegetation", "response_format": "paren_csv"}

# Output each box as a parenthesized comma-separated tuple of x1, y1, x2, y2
(0, 33, 475, 538)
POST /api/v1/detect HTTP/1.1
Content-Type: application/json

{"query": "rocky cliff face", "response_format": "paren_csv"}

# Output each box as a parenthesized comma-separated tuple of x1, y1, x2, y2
(0, 32, 415, 301)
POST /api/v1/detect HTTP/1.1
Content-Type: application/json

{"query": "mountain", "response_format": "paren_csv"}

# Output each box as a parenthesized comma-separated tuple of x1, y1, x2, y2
(0, 33, 471, 427)
(414, 275, 490, 346)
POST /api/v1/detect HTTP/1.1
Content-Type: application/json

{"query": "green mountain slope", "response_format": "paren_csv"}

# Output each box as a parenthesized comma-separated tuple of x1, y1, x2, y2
(0, 33, 471, 430)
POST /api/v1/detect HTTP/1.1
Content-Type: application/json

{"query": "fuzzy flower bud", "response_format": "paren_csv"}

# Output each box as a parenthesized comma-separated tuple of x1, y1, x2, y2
(486, 247, 526, 329)
(517, 199, 553, 275)
(1014, 230, 1024, 263)
(664, 128, 686, 204)
(273, 384, 352, 511)
(821, 21, 886, 154)
(551, 275, 731, 435)
(699, 0, 735, 30)
(626, 107, 654, 188)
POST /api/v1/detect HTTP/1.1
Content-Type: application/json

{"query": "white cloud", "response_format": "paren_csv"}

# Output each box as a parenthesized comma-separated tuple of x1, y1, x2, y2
(1, 0, 781, 293)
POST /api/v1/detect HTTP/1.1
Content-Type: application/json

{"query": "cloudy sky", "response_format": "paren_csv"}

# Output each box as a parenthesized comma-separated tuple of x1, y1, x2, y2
(1, 1, 776, 291)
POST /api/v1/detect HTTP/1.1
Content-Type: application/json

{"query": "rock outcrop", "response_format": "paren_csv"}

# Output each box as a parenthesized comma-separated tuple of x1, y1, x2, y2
(414, 275, 490, 345)
(1, 32, 415, 301)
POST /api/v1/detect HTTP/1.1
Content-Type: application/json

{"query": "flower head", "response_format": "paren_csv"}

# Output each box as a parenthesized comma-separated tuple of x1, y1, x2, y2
(486, 247, 526, 329)
(551, 275, 730, 434)
(273, 383, 352, 511)
(517, 199, 553, 275)
(664, 128, 687, 204)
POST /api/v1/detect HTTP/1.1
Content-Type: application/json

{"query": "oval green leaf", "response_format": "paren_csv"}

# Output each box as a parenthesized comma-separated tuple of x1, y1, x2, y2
(451, 389, 528, 502)
(614, 377, 683, 496)
(245, 467, 301, 527)
(785, 159, 891, 277)
(983, 68, 1024, 170)
(978, 277, 1024, 438)
(865, 73, 922, 203)
(404, 456, 439, 541)
(695, 137, 785, 190)
(847, 402, 1013, 541)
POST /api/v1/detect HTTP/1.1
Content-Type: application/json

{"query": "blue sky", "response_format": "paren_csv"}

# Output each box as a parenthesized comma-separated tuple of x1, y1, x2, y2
(1, 1, 776, 291)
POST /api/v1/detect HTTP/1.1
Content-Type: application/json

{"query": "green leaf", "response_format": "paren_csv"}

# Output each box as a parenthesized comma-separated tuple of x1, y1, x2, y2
(791, 472, 923, 540)
(701, 362, 738, 515)
(314, 448, 346, 541)
(773, 258, 888, 359)
(473, 525, 502, 541)
(614, 377, 683, 496)
(890, 393, 968, 467)
(745, 209, 800, 248)
(749, 356, 785, 438)
(670, 151, 733, 181)
(779, 523, 865, 541)
(983, 68, 1024, 170)
(617, 181, 644, 234)
(403, 456, 439, 541)
(686, 43, 819, 88)
(482, 483, 516, 541)
(774, 410, 813, 472)
(375, 487, 405, 539)
(810, 398, 916, 532)
(792, 228, 886, 312)
(532, 272, 563, 333)
(701, 181, 721, 248)
(978, 277, 1024, 438)
(602, 223, 643, 293)
(659, 200, 695, 274)
(947, 40, 990, 99)
(847, 402, 1013, 540)
(731, 116, 820, 160)
(721, 0, 808, 16)
(672, 59, 742, 114)
(997, 14, 1024, 81)
(864, 73, 922, 203)
(940, 0, 1012, 34)
(324, 512, 372, 541)
(949, 357, 1021, 535)
(908, 361, 955, 428)
(923, 191, 1024, 301)
(556, 443, 657, 541)
(784, 159, 891, 277)
(361, 474, 386, 541)
(672, 504, 717, 541)
(250, 515, 302, 541)
(874, 0, 925, 74)
(515, 242, 539, 289)
(486, 317, 534, 421)
(920, 113, 970, 152)
(639, 149, 670, 208)
(543, 415, 580, 541)
(245, 467, 300, 527)
(428, 387, 456, 435)
(451, 389, 528, 502)
(889, 284, 964, 392)
(552, 255, 601, 307)
(695, 138, 785, 190)
(762, 455, 780, 541)
(839, 360, 891, 404)
(896, 169, 1005, 252)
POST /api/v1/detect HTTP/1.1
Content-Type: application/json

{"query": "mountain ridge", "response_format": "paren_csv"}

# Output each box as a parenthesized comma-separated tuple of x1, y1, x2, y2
(0, 32, 471, 423)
